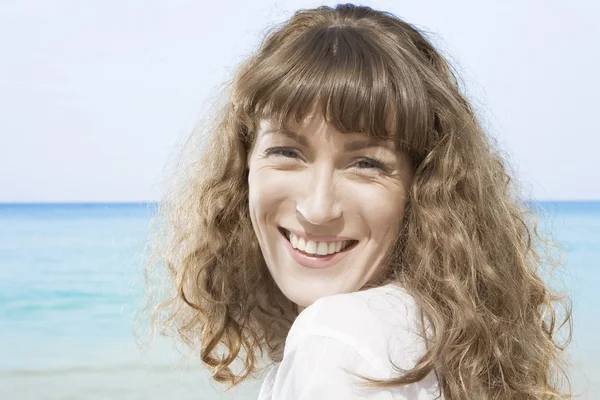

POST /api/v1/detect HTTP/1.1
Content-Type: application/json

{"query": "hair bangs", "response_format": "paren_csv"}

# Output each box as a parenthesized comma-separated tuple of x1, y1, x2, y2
(238, 26, 432, 154)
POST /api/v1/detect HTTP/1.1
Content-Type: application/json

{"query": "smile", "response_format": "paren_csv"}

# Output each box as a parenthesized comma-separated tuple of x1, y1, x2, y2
(284, 229, 354, 255)
(278, 227, 358, 269)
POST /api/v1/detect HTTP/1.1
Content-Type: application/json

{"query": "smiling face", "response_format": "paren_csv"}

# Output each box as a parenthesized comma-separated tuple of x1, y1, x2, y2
(247, 113, 414, 311)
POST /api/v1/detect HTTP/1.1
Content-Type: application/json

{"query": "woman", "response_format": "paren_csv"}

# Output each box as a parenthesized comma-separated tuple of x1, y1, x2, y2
(144, 4, 573, 399)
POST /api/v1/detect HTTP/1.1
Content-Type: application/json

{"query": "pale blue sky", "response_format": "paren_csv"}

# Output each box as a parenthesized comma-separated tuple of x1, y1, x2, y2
(1, 0, 598, 202)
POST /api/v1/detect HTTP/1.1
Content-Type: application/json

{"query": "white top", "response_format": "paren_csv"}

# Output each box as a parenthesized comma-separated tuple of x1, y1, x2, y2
(257, 283, 444, 400)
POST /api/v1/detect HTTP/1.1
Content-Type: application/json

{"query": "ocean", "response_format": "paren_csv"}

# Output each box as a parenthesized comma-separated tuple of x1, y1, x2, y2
(0, 202, 597, 399)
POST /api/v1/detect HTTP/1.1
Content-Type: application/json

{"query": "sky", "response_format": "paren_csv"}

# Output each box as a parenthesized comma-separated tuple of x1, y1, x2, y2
(0, 0, 598, 202)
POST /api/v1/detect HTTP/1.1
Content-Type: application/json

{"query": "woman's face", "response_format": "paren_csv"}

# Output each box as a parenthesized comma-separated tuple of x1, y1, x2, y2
(247, 113, 414, 311)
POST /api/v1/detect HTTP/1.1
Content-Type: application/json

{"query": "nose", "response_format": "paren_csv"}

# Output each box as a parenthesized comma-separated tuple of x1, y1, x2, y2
(295, 166, 343, 225)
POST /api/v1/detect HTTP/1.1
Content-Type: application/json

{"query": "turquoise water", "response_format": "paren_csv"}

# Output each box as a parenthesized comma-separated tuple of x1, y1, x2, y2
(0, 204, 152, 370)
(0, 202, 597, 398)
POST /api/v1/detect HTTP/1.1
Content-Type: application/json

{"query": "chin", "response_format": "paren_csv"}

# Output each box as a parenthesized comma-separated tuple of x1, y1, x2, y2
(276, 278, 351, 311)
(280, 286, 316, 309)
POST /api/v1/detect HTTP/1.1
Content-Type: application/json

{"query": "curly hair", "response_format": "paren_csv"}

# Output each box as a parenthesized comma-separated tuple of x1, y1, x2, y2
(142, 4, 573, 399)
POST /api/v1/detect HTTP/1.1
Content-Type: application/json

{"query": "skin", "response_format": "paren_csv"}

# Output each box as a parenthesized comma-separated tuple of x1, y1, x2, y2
(247, 112, 414, 312)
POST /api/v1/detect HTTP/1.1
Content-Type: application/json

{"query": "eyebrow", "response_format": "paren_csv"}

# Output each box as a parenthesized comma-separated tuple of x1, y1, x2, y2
(262, 129, 390, 151)
(262, 129, 310, 147)
(344, 138, 390, 151)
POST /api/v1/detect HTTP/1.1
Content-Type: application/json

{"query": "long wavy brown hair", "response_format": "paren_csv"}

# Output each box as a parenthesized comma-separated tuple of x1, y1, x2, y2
(141, 4, 573, 399)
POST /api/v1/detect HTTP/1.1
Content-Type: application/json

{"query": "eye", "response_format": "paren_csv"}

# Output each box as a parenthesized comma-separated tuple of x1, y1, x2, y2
(264, 147, 300, 159)
(354, 157, 389, 172)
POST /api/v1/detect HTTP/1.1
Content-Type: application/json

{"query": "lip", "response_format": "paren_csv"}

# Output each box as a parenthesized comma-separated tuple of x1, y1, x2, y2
(278, 228, 357, 269)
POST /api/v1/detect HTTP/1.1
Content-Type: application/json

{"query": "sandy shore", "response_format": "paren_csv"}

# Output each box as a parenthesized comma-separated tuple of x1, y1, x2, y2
(1, 338, 596, 399)
(0, 365, 263, 400)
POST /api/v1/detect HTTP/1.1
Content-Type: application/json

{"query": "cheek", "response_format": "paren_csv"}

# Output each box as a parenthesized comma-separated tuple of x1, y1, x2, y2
(247, 167, 294, 219)
(354, 185, 407, 239)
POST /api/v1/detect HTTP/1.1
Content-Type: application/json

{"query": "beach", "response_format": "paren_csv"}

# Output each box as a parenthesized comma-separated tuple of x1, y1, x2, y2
(0, 202, 597, 399)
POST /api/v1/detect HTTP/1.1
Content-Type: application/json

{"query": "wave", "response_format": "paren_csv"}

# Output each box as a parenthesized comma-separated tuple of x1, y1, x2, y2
(0, 363, 204, 377)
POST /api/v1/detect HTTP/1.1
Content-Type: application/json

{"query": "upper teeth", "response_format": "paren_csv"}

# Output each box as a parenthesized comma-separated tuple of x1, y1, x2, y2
(286, 231, 352, 256)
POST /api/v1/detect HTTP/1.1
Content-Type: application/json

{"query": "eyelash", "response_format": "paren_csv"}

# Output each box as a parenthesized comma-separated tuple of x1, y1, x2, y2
(355, 157, 388, 172)
(264, 147, 390, 173)
(264, 147, 299, 159)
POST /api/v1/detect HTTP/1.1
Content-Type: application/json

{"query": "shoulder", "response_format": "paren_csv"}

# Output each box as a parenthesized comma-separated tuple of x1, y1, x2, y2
(272, 284, 444, 399)
(289, 283, 418, 340)
(285, 283, 426, 372)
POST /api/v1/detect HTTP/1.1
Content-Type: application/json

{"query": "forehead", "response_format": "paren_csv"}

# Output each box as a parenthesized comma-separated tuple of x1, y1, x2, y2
(258, 115, 390, 139)
(257, 118, 398, 152)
